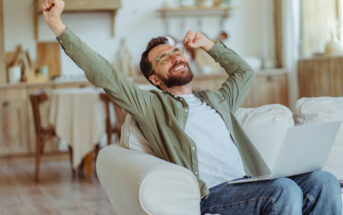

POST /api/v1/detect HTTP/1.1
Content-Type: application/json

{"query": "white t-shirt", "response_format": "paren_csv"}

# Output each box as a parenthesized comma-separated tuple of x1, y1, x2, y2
(178, 94, 245, 188)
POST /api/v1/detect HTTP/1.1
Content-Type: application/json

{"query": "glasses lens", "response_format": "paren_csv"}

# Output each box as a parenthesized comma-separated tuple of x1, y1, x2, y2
(173, 47, 183, 57)
(159, 54, 171, 64)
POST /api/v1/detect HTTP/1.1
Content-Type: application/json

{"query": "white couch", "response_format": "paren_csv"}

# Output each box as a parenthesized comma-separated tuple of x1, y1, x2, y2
(96, 97, 343, 215)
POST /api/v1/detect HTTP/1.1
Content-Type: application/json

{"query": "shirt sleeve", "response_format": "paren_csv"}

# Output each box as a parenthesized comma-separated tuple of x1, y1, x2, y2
(207, 41, 255, 113)
(56, 28, 153, 119)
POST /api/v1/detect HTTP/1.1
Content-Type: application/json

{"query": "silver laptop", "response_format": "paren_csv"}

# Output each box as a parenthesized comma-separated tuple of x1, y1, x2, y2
(228, 121, 341, 184)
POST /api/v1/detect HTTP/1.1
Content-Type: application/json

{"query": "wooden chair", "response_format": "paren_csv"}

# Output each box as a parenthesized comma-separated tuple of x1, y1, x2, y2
(99, 93, 127, 145)
(30, 91, 73, 182)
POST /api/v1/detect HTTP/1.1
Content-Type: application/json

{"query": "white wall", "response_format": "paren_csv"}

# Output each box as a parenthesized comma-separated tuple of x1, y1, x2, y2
(4, 0, 269, 78)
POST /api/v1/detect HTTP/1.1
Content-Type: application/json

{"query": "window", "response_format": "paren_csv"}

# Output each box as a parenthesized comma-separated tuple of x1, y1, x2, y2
(300, 0, 339, 57)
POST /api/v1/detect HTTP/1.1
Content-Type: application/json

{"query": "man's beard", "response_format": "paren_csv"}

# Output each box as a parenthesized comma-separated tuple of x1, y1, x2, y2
(158, 62, 194, 88)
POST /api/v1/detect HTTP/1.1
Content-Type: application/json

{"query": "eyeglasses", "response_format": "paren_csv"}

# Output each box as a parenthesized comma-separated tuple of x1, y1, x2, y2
(150, 47, 185, 76)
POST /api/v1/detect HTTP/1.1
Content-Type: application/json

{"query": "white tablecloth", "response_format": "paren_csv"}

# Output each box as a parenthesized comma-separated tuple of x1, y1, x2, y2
(49, 88, 106, 168)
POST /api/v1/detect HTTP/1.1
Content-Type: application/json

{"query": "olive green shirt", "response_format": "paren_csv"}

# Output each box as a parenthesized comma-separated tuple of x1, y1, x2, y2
(57, 28, 270, 198)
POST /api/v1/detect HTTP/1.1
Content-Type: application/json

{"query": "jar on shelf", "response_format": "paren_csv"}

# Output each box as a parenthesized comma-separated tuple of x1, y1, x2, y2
(163, 0, 180, 8)
(196, 0, 214, 7)
(181, 0, 196, 7)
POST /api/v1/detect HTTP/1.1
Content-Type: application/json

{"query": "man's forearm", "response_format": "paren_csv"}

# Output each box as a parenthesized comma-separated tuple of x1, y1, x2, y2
(207, 41, 254, 75)
(49, 18, 66, 36)
(201, 40, 215, 52)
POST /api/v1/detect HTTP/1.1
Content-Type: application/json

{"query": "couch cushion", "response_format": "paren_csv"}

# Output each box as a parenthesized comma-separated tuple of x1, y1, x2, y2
(235, 104, 294, 169)
(120, 114, 154, 155)
(294, 97, 343, 180)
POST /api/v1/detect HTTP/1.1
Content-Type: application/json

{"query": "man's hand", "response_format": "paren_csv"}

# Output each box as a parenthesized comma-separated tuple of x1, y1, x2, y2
(183, 30, 214, 52)
(42, 0, 66, 36)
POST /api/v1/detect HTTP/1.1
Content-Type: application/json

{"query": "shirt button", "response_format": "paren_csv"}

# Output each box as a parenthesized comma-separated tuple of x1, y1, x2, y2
(185, 109, 188, 113)
(191, 146, 195, 151)
(195, 171, 198, 175)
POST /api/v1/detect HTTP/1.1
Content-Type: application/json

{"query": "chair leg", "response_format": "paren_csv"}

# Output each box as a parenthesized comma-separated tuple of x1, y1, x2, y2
(94, 143, 100, 161)
(68, 145, 75, 177)
(107, 131, 112, 145)
(34, 136, 42, 182)
(115, 132, 121, 144)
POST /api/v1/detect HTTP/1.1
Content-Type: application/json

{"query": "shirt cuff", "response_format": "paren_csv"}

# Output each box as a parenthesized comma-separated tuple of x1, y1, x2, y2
(56, 27, 73, 50)
(207, 40, 228, 60)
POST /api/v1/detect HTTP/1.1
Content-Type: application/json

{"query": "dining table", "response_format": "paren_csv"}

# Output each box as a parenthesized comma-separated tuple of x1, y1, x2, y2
(49, 87, 106, 180)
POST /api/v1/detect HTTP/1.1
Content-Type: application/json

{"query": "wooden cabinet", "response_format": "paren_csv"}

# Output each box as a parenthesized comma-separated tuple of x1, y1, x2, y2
(33, 0, 121, 39)
(298, 56, 343, 98)
(190, 69, 289, 108)
(243, 69, 289, 107)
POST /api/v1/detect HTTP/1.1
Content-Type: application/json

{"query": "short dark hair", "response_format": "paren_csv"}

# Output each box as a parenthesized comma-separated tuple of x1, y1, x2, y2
(140, 37, 169, 84)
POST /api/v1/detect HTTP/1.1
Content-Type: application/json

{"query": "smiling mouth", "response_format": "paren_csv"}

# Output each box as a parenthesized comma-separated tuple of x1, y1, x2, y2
(170, 62, 187, 73)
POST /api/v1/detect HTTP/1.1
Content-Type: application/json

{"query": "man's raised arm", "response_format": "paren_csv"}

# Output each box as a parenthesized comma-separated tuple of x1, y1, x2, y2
(207, 42, 255, 114)
(42, 0, 152, 119)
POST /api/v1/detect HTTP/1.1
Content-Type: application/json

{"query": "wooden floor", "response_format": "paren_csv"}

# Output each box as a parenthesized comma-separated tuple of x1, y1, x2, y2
(0, 155, 115, 215)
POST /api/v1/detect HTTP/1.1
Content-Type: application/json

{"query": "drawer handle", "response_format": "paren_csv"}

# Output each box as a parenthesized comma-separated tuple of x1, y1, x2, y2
(2, 101, 9, 107)
(267, 75, 275, 81)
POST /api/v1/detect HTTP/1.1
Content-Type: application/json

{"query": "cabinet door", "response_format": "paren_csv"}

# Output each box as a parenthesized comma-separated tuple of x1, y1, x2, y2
(0, 96, 27, 156)
(298, 57, 343, 98)
(243, 73, 289, 108)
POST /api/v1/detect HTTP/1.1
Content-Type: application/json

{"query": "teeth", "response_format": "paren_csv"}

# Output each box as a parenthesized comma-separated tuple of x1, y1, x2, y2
(175, 65, 184, 71)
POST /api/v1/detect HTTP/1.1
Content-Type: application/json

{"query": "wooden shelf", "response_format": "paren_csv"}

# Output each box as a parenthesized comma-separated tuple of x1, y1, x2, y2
(159, 6, 233, 18)
(158, 6, 233, 36)
(33, 0, 121, 40)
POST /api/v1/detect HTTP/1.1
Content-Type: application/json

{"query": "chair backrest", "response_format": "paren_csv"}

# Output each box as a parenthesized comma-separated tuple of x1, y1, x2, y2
(30, 91, 49, 136)
(99, 93, 127, 138)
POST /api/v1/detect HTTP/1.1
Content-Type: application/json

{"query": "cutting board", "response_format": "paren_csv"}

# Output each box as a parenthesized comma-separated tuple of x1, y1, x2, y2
(37, 42, 61, 79)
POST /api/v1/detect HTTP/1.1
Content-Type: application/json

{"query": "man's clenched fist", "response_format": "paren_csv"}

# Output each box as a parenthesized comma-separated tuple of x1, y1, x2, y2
(42, 0, 66, 36)
(183, 30, 214, 52)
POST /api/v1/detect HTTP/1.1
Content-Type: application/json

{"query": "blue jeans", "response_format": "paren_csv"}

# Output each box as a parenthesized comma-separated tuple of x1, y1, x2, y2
(200, 170, 342, 215)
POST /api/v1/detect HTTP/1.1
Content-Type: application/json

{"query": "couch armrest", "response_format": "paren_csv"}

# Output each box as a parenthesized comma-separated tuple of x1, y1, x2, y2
(96, 144, 201, 215)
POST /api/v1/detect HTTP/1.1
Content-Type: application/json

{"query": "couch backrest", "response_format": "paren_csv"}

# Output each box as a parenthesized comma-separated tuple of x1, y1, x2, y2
(236, 104, 294, 168)
(120, 104, 294, 170)
(294, 97, 343, 180)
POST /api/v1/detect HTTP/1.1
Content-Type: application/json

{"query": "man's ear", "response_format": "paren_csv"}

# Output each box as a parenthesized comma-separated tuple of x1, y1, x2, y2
(149, 75, 161, 88)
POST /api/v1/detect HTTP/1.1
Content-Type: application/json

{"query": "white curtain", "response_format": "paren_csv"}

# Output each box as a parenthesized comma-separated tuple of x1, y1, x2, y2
(282, 0, 300, 110)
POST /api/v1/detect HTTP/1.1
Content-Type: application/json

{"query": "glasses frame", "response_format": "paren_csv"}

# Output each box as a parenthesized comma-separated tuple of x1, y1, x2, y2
(149, 47, 185, 76)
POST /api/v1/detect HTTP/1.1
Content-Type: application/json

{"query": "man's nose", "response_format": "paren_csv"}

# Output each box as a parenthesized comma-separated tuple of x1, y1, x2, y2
(171, 55, 180, 64)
